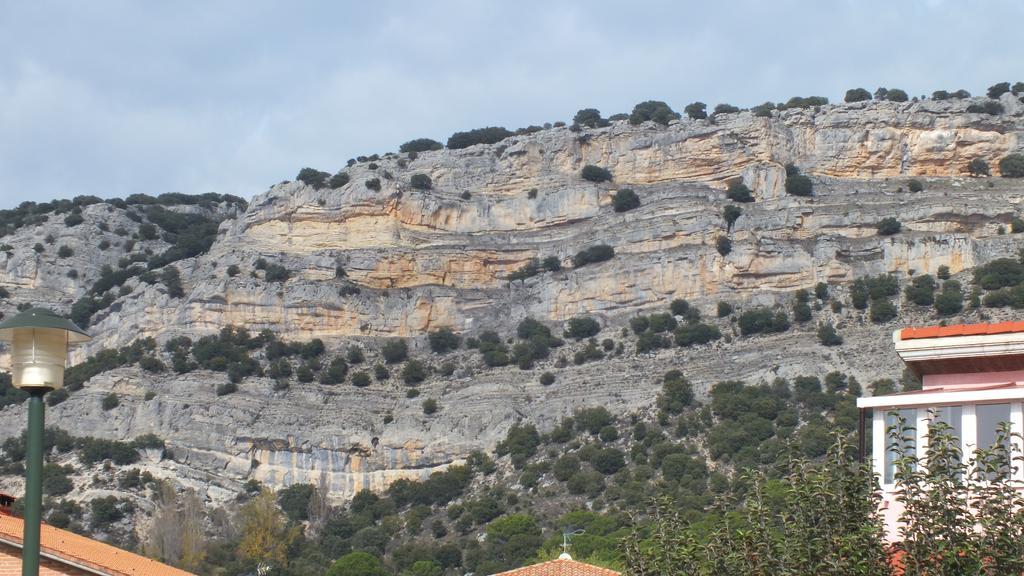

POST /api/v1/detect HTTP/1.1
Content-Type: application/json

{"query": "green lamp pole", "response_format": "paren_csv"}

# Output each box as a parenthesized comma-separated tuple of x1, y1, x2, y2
(0, 308, 90, 576)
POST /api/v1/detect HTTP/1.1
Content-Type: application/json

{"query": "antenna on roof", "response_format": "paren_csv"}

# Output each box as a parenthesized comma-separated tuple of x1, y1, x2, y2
(560, 528, 585, 560)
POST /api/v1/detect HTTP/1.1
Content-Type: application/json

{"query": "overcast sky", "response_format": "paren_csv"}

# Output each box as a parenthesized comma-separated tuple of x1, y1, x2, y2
(0, 0, 1020, 208)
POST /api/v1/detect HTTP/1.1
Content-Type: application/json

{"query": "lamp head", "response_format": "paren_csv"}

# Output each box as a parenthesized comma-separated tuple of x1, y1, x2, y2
(0, 308, 91, 390)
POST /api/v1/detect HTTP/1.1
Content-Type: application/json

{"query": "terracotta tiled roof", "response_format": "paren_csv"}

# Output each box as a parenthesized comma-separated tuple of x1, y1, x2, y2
(490, 558, 621, 576)
(0, 512, 194, 575)
(900, 321, 1024, 340)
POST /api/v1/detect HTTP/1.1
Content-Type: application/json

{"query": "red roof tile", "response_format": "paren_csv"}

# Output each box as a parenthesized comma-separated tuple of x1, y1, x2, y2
(0, 512, 194, 575)
(900, 321, 1024, 340)
(490, 558, 621, 576)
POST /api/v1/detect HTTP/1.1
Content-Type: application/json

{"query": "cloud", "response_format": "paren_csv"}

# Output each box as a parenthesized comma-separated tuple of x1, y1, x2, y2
(0, 0, 1021, 208)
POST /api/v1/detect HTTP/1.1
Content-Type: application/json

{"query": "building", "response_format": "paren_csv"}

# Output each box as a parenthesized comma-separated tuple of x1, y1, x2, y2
(0, 496, 193, 576)
(857, 321, 1024, 539)
(489, 554, 620, 576)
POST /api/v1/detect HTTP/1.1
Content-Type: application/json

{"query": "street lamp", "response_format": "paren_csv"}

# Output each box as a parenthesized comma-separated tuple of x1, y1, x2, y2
(0, 308, 90, 576)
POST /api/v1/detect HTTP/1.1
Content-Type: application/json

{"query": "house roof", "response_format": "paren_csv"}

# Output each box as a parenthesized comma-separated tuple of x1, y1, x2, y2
(900, 321, 1024, 341)
(490, 557, 621, 576)
(0, 511, 194, 576)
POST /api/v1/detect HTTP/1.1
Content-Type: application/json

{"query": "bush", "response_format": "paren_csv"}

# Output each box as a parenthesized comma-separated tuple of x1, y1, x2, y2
(329, 171, 350, 188)
(906, 179, 924, 193)
(226, 264, 240, 277)
(844, 88, 872, 102)
(657, 371, 693, 414)
(785, 174, 813, 197)
(422, 398, 439, 415)
(793, 301, 812, 323)
(216, 382, 237, 396)
(565, 317, 600, 340)
(738, 307, 790, 335)
(410, 174, 433, 190)
(717, 301, 733, 317)
(713, 103, 740, 115)
(365, 178, 382, 191)
(319, 357, 349, 384)
(612, 189, 640, 212)
(400, 138, 443, 153)
(782, 96, 829, 109)
(402, 359, 428, 384)
(723, 205, 742, 230)
(973, 258, 1024, 289)
(670, 299, 690, 316)
(351, 371, 371, 387)
(999, 154, 1024, 177)
(572, 244, 614, 267)
(460, 191, 471, 200)
(382, 339, 409, 363)
(101, 393, 119, 411)
(590, 448, 626, 475)
(674, 323, 721, 347)
(628, 101, 680, 126)
(882, 88, 909, 102)
(876, 217, 902, 236)
(496, 424, 541, 459)
(573, 108, 607, 128)
(987, 82, 1011, 98)
(715, 236, 732, 256)
(869, 298, 897, 323)
(751, 102, 775, 117)
(296, 167, 330, 189)
(581, 165, 613, 183)
(327, 552, 386, 576)
(57, 245, 73, 258)
(966, 101, 1004, 115)
(968, 158, 990, 176)
(264, 263, 290, 282)
(446, 127, 513, 149)
(684, 102, 707, 120)
(576, 407, 614, 435)
(63, 213, 84, 227)
(539, 372, 555, 386)
(726, 181, 754, 202)
(905, 274, 937, 306)
(937, 265, 951, 280)
(935, 281, 964, 316)
(817, 322, 842, 346)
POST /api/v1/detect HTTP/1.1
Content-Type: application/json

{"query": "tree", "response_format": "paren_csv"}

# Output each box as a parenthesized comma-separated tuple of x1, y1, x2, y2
(629, 101, 680, 126)
(382, 339, 408, 363)
(999, 153, 1024, 177)
(297, 167, 330, 189)
(565, 316, 600, 339)
(402, 359, 427, 384)
(573, 108, 605, 128)
(817, 322, 842, 346)
(327, 552, 387, 576)
(446, 127, 513, 149)
(684, 102, 707, 119)
(572, 244, 614, 267)
(365, 178, 382, 191)
(884, 88, 909, 102)
(612, 189, 640, 212)
(657, 371, 693, 414)
(723, 205, 741, 230)
(277, 483, 315, 522)
(715, 236, 732, 256)
(422, 398, 439, 415)
(329, 171, 351, 188)
(987, 81, 1011, 98)
(57, 245, 73, 258)
(844, 87, 872, 102)
(786, 174, 813, 196)
(428, 328, 461, 353)
(907, 179, 924, 192)
(967, 158, 990, 176)
(726, 181, 754, 202)
(410, 174, 433, 190)
(236, 489, 299, 568)
(876, 217, 901, 236)
(713, 103, 740, 114)
(581, 165, 613, 183)
(400, 138, 443, 153)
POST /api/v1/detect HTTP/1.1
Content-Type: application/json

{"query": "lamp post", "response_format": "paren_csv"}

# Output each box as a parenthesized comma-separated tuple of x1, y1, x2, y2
(0, 308, 90, 576)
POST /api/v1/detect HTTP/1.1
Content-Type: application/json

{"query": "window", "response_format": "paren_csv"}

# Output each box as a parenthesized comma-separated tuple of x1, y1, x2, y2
(885, 408, 916, 484)
(975, 403, 1011, 452)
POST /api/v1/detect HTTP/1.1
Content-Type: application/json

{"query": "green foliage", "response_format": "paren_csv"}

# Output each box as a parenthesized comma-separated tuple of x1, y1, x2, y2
(327, 551, 387, 576)
(496, 424, 541, 460)
(446, 127, 514, 150)
(401, 359, 428, 384)
(673, 322, 721, 347)
(844, 87, 872, 102)
(410, 174, 433, 190)
(817, 322, 842, 346)
(785, 173, 813, 196)
(481, 514, 543, 572)
(683, 102, 707, 119)
(57, 245, 73, 258)
(725, 181, 754, 202)
(101, 393, 119, 411)
(539, 372, 555, 386)
(581, 165, 613, 183)
(722, 204, 741, 229)
(905, 274, 936, 306)
(365, 178, 382, 191)
(573, 108, 607, 128)
(907, 179, 924, 192)
(657, 371, 693, 414)
(628, 101, 680, 126)
(713, 103, 740, 115)
(738, 307, 790, 335)
(869, 298, 897, 323)
(782, 95, 829, 109)
(422, 398, 438, 415)
(716, 301, 733, 317)
(400, 139, 443, 153)
(297, 168, 331, 189)
(966, 100, 1004, 115)
(277, 483, 315, 522)
(987, 81, 1011, 98)
(329, 171, 351, 188)
(999, 153, 1024, 177)
(428, 328, 461, 354)
(63, 213, 84, 227)
(935, 280, 964, 316)
(572, 244, 614, 267)
(973, 257, 1024, 289)
(382, 339, 409, 363)
(612, 189, 640, 212)
(565, 316, 600, 339)
(715, 236, 731, 256)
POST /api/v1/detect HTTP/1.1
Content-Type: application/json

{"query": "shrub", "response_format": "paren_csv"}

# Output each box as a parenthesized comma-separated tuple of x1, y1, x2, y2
(967, 158, 990, 176)
(785, 174, 813, 197)
(410, 173, 433, 190)
(351, 371, 371, 387)
(581, 165, 613, 183)
(572, 244, 614, 267)
(565, 317, 600, 339)
(297, 167, 330, 189)
(628, 101, 680, 126)
(264, 263, 289, 282)
(713, 103, 740, 115)
(382, 339, 409, 363)
(422, 398, 439, 415)
(726, 181, 754, 202)
(374, 364, 390, 381)
(539, 372, 555, 386)
(226, 264, 240, 277)
(657, 371, 693, 414)
(817, 322, 843, 346)
(684, 102, 707, 120)
(590, 448, 626, 475)
(883, 88, 909, 102)
(612, 189, 640, 212)
(815, 282, 829, 300)
(64, 213, 84, 227)
(428, 327, 461, 353)
(973, 258, 1024, 289)
(793, 300, 812, 323)
(935, 280, 964, 316)
(717, 301, 733, 317)
(496, 424, 541, 459)
(101, 393, 119, 411)
(460, 191, 471, 200)
(1012, 218, 1024, 233)
(33, 243, 44, 253)
(216, 382, 238, 396)
(319, 357, 349, 385)
(869, 298, 897, 323)
(999, 154, 1024, 177)
(907, 179, 924, 193)
(738, 307, 790, 335)
(844, 88, 872, 102)
(723, 205, 742, 230)
(446, 127, 513, 149)
(328, 171, 350, 188)
(400, 138, 443, 153)
(670, 299, 690, 316)
(966, 100, 1004, 115)
(905, 274, 937, 306)
(572, 108, 606, 128)
(987, 82, 1011, 98)
(715, 236, 732, 256)
(782, 96, 829, 109)
(937, 265, 951, 280)
(751, 102, 775, 117)
(877, 217, 902, 236)
(365, 178, 382, 191)
(402, 359, 427, 384)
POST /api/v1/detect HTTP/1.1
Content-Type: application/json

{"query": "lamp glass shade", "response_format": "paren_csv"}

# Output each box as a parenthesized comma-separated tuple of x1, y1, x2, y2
(9, 328, 69, 390)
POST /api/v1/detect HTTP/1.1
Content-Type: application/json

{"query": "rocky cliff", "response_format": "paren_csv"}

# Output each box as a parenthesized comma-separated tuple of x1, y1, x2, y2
(0, 94, 1023, 505)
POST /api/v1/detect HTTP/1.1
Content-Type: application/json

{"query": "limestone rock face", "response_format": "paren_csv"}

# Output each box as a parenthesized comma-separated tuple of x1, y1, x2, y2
(0, 97, 1023, 502)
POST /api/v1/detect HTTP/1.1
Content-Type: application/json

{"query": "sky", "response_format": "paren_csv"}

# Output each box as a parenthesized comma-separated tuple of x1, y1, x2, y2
(0, 0, 1021, 208)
